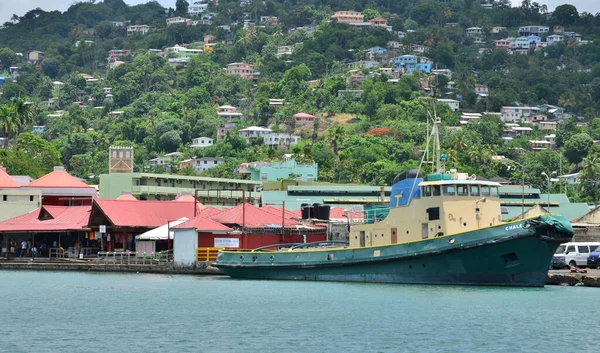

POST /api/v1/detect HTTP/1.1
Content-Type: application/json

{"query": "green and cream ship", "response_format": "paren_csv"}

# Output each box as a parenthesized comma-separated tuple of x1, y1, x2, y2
(214, 116, 574, 287)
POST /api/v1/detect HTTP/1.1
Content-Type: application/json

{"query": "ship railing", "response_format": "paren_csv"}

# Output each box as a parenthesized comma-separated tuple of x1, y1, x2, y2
(96, 250, 172, 265)
(289, 241, 349, 250)
(251, 243, 303, 252)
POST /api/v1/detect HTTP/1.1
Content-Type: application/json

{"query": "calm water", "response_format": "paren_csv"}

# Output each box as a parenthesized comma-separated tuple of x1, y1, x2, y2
(0, 271, 598, 353)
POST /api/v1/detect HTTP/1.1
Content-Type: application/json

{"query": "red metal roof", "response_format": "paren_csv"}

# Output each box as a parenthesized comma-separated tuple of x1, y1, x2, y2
(173, 216, 231, 231)
(210, 203, 298, 227)
(198, 206, 224, 218)
(92, 199, 200, 228)
(330, 207, 364, 220)
(260, 205, 300, 219)
(116, 194, 138, 201)
(0, 206, 91, 233)
(25, 169, 94, 189)
(0, 168, 20, 188)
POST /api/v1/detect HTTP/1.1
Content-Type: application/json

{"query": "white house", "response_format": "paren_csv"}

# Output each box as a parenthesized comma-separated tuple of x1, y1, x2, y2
(238, 126, 273, 143)
(190, 137, 214, 148)
(188, 1, 209, 15)
(546, 35, 564, 44)
(437, 99, 460, 112)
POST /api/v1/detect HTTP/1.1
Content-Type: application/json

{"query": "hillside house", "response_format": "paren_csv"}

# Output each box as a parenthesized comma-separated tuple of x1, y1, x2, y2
(437, 99, 460, 112)
(500, 106, 540, 122)
(127, 25, 153, 36)
(188, 1, 209, 15)
(518, 26, 549, 36)
(226, 62, 254, 80)
(179, 157, 225, 173)
(166, 17, 191, 26)
(190, 137, 214, 148)
(330, 11, 364, 24)
(547, 35, 564, 44)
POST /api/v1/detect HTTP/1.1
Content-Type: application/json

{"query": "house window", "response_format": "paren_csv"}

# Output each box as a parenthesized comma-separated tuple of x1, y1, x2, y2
(2, 195, 6, 201)
(214, 161, 218, 164)
(204, 161, 207, 164)
(30, 196, 34, 202)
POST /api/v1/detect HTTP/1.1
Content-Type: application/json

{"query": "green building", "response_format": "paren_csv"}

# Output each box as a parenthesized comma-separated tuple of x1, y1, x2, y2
(99, 173, 261, 206)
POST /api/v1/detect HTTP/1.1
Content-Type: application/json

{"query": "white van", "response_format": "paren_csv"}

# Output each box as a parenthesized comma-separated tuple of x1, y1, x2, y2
(554, 242, 600, 267)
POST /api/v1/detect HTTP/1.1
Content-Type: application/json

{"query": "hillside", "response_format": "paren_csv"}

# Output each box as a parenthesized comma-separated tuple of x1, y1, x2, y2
(0, 0, 599, 203)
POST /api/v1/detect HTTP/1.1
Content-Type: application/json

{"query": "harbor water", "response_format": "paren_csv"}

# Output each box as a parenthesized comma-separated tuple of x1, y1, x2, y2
(0, 271, 598, 353)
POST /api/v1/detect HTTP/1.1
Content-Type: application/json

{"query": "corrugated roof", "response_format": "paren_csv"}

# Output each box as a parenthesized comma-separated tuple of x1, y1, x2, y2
(198, 206, 224, 218)
(173, 216, 232, 231)
(0, 168, 20, 188)
(293, 113, 315, 118)
(92, 199, 200, 227)
(0, 206, 91, 232)
(260, 205, 299, 219)
(211, 203, 298, 227)
(26, 169, 94, 189)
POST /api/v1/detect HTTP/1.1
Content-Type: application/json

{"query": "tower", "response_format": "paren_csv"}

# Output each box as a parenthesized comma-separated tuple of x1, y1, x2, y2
(109, 146, 134, 173)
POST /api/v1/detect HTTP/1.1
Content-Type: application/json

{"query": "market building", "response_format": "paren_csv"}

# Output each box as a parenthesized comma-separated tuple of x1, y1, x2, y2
(23, 166, 96, 206)
(0, 167, 42, 222)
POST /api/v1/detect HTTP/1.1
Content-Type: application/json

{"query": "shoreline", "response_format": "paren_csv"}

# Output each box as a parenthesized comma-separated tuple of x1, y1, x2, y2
(1, 259, 599, 287)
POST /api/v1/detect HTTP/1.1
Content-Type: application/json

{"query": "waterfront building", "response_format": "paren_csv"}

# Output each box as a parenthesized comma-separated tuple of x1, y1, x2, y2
(236, 158, 318, 182)
(23, 166, 95, 206)
(87, 198, 201, 252)
(0, 205, 92, 258)
(0, 167, 42, 222)
(98, 172, 261, 205)
(172, 216, 232, 265)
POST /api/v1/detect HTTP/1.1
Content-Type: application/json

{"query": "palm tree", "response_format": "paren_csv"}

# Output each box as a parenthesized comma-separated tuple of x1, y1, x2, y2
(325, 125, 346, 158)
(579, 154, 600, 207)
(0, 104, 17, 149)
(10, 97, 34, 148)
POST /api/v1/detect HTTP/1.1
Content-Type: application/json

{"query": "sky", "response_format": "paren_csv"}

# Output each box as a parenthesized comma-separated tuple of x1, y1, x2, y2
(0, 0, 599, 26)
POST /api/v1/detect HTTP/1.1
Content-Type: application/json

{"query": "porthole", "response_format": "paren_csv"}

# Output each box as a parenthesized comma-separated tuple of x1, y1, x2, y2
(449, 238, 455, 244)
(463, 222, 467, 227)
(269, 255, 275, 262)
(239, 255, 244, 261)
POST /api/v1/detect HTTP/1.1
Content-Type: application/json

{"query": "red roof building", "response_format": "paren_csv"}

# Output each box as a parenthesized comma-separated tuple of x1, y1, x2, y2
(87, 199, 205, 252)
(211, 203, 299, 228)
(0, 167, 20, 188)
(293, 112, 316, 127)
(0, 205, 92, 258)
(24, 166, 96, 206)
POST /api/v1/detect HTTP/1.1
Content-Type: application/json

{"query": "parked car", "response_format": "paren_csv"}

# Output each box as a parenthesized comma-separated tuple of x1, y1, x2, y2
(587, 246, 600, 269)
(554, 242, 600, 268)
(550, 256, 569, 270)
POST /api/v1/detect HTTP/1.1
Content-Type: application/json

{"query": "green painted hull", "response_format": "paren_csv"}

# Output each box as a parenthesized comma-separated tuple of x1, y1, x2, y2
(214, 215, 574, 287)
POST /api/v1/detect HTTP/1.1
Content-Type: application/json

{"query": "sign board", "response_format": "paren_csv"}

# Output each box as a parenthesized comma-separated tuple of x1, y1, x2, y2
(99, 225, 106, 233)
(214, 238, 239, 248)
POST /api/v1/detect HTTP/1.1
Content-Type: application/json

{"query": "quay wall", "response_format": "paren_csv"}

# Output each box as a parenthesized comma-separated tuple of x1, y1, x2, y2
(1, 261, 599, 287)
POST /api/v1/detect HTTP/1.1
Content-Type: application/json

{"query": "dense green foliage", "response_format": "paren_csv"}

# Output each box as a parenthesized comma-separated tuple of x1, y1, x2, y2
(0, 0, 599, 203)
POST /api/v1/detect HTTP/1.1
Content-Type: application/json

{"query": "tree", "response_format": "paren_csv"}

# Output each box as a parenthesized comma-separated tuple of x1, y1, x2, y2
(552, 4, 579, 25)
(363, 9, 381, 21)
(41, 58, 60, 78)
(0, 48, 20, 68)
(579, 154, 600, 206)
(0, 103, 16, 148)
(175, 0, 189, 16)
(564, 133, 593, 165)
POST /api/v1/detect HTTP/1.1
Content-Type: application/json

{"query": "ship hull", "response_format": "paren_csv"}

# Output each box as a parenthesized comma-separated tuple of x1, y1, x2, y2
(214, 217, 573, 287)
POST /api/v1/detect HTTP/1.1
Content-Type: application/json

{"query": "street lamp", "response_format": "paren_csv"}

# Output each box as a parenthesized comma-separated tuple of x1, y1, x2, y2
(500, 158, 525, 217)
(541, 172, 550, 210)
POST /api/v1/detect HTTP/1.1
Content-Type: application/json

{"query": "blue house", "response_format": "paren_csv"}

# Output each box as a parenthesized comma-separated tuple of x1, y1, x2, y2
(527, 34, 541, 44)
(394, 55, 431, 74)
(367, 46, 387, 54)
(0, 77, 5, 85)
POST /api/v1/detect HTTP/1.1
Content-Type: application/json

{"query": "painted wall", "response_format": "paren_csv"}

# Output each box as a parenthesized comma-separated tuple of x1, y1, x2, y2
(198, 232, 326, 249)
(173, 228, 198, 265)
(0, 189, 42, 222)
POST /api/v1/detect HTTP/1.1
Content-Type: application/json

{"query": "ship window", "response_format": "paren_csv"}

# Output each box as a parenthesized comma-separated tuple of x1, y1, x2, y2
(470, 185, 480, 196)
(427, 207, 440, 221)
(501, 207, 509, 214)
(491, 187, 499, 197)
(432, 185, 441, 196)
(481, 186, 491, 196)
(423, 186, 432, 197)
(443, 185, 455, 196)
(456, 185, 468, 196)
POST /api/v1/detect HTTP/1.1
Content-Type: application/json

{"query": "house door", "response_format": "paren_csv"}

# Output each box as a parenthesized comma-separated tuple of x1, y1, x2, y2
(391, 228, 397, 244)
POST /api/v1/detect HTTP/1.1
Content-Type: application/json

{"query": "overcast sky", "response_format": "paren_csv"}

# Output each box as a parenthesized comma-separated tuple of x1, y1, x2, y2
(1, 0, 599, 26)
